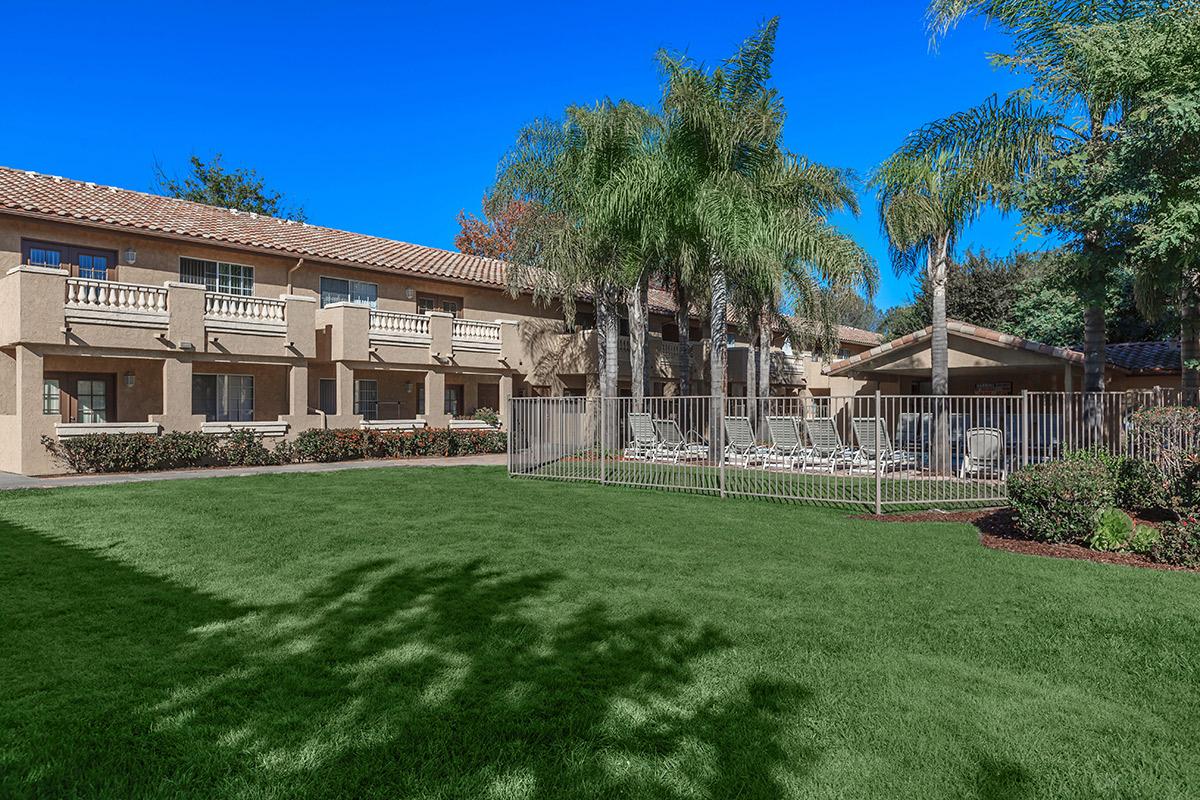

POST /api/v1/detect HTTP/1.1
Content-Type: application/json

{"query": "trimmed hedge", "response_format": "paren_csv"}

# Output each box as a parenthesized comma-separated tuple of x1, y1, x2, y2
(1007, 459, 1113, 544)
(42, 426, 505, 474)
(1149, 515, 1200, 567)
(292, 427, 506, 462)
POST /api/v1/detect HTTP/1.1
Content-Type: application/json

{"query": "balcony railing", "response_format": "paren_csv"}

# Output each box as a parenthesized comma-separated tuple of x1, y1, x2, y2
(369, 310, 431, 343)
(452, 319, 502, 351)
(204, 292, 286, 334)
(64, 278, 169, 327)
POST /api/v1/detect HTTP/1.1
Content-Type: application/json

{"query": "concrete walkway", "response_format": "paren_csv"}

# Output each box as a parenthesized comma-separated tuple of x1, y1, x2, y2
(0, 453, 507, 491)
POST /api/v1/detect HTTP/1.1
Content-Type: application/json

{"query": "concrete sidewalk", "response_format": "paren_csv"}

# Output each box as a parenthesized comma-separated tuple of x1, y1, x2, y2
(0, 453, 507, 491)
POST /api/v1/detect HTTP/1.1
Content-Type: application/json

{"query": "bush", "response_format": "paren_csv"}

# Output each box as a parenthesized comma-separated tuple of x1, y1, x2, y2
(1148, 515, 1200, 567)
(1115, 458, 1169, 511)
(219, 429, 279, 467)
(1007, 459, 1113, 544)
(473, 407, 500, 428)
(1129, 405, 1200, 479)
(291, 427, 507, 463)
(1129, 523, 1162, 555)
(1169, 454, 1200, 512)
(1089, 508, 1133, 552)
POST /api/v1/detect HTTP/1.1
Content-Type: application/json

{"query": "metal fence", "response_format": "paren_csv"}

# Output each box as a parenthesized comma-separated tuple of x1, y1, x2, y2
(507, 391, 1198, 512)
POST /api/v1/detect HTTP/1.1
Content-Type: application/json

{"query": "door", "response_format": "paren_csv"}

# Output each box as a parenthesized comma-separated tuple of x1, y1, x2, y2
(477, 384, 500, 412)
(444, 384, 465, 417)
(318, 379, 337, 415)
(46, 373, 116, 423)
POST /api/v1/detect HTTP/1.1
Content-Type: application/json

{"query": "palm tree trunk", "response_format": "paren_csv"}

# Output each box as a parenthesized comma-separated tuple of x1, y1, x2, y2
(930, 237, 951, 474)
(746, 316, 759, 427)
(1081, 108, 1108, 442)
(1182, 259, 1199, 405)
(709, 265, 728, 460)
(595, 288, 619, 399)
(626, 276, 648, 408)
(757, 307, 771, 411)
(676, 283, 691, 397)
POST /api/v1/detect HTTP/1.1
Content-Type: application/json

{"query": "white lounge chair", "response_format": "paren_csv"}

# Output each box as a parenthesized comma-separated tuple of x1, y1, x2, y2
(798, 417, 857, 472)
(763, 416, 804, 469)
(960, 427, 1007, 479)
(624, 412, 661, 460)
(723, 415, 764, 467)
(852, 417, 917, 471)
(653, 417, 708, 461)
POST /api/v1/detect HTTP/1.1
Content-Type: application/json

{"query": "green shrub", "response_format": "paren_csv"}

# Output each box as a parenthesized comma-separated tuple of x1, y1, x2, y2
(1089, 508, 1133, 551)
(1007, 459, 1113, 544)
(1115, 458, 1169, 511)
(473, 407, 500, 428)
(219, 429, 279, 467)
(291, 427, 506, 463)
(155, 432, 221, 469)
(42, 433, 160, 474)
(1129, 524, 1162, 555)
(1148, 515, 1200, 567)
(1168, 454, 1200, 512)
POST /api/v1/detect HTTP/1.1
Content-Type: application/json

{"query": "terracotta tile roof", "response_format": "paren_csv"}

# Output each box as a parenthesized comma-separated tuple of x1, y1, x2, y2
(825, 319, 1086, 375)
(0, 165, 881, 350)
(0, 165, 509, 288)
(836, 324, 883, 348)
(1105, 340, 1180, 374)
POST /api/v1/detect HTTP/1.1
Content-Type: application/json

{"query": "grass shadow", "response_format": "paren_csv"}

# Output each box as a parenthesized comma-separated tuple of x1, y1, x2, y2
(0, 520, 817, 798)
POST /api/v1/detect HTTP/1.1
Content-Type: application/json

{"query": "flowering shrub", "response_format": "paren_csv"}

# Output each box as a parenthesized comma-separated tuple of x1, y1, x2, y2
(1149, 514, 1200, 567)
(473, 407, 500, 427)
(292, 427, 506, 462)
(1007, 459, 1113, 544)
(42, 430, 284, 473)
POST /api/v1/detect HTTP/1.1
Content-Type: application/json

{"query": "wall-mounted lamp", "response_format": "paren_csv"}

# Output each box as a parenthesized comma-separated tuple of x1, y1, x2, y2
(122, 247, 137, 265)
(124, 371, 136, 388)
(404, 287, 416, 300)
(180, 341, 195, 351)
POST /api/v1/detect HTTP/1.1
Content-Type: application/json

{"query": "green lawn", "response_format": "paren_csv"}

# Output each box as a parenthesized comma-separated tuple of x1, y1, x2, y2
(1, 466, 1197, 799)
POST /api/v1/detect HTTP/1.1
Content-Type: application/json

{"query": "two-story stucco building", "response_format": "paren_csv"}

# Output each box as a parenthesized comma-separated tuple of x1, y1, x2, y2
(0, 167, 880, 475)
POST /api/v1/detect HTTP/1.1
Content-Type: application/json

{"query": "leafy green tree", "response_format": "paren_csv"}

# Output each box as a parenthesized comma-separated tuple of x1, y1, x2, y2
(154, 154, 306, 221)
(877, 303, 925, 339)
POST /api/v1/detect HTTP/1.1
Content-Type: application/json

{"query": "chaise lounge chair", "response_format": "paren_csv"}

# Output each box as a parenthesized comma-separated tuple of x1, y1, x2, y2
(851, 417, 917, 471)
(798, 417, 857, 473)
(653, 417, 708, 461)
(763, 416, 805, 469)
(624, 412, 662, 461)
(959, 427, 1007, 479)
(723, 415, 764, 467)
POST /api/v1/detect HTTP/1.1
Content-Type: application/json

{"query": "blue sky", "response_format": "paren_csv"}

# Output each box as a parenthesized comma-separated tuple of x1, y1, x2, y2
(5, 1, 1038, 310)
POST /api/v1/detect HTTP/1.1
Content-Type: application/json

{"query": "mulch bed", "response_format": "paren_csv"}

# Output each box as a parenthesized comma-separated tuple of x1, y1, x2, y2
(855, 507, 1197, 573)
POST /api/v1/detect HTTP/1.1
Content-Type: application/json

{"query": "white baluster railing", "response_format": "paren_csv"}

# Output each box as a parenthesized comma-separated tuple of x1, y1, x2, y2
(369, 310, 431, 340)
(204, 292, 286, 330)
(65, 278, 169, 316)
(452, 319, 503, 350)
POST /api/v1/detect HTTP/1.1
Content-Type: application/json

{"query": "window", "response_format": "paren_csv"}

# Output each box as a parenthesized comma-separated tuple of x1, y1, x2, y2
(22, 240, 115, 279)
(416, 294, 461, 317)
(42, 379, 60, 416)
(318, 379, 337, 415)
(192, 374, 254, 422)
(319, 276, 378, 308)
(180, 257, 255, 296)
(416, 384, 426, 415)
(354, 379, 379, 419)
(444, 384, 464, 416)
(76, 379, 108, 423)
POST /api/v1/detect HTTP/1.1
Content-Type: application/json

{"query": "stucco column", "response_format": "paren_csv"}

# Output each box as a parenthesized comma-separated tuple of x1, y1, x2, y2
(498, 374, 513, 427)
(464, 379, 479, 416)
(336, 361, 355, 418)
(288, 363, 309, 417)
(12, 345, 55, 475)
(423, 369, 449, 427)
(150, 357, 204, 432)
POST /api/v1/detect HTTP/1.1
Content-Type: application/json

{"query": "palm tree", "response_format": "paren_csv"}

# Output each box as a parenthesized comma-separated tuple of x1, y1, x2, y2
(491, 100, 650, 402)
(926, 0, 1169, 395)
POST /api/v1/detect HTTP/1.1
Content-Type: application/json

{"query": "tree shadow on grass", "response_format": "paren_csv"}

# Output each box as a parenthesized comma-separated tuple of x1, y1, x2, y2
(0, 520, 818, 799)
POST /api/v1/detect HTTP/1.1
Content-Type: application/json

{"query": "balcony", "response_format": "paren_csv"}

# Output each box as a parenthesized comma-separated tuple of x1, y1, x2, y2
(369, 310, 430, 345)
(204, 292, 286, 336)
(64, 277, 169, 328)
(321, 303, 518, 368)
(452, 318, 502, 352)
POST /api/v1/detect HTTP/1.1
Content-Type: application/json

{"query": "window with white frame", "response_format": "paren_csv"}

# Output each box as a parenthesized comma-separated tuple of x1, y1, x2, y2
(180, 257, 255, 296)
(320, 276, 378, 308)
(353, 379, 379, 419)
(191, 374, 254, 422)
(42, 379, 60, 416)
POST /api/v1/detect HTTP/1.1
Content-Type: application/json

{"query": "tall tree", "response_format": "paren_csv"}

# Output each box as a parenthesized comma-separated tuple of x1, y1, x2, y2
(927, 0, 1171, 395)
(153, 154, 306, 221)
(454, 194, 529, 259)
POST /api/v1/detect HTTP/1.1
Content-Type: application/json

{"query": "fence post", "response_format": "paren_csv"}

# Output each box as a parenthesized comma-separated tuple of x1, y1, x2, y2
(506, 395, 512, 475)
(719, 395, 727, 499)
(874, 390, 882, 516)
(1021, 390, 1029, 469)
(599, 395, 607, 484)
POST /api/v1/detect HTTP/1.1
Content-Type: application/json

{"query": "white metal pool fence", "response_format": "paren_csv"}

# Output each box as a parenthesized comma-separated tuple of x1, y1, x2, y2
(506, 391, 1200, 512)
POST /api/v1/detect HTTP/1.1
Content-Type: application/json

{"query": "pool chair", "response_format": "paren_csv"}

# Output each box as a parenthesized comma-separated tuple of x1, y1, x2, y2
(723, 415, 764, 467)
(798, 416, 857, 472)
(653, 417, 708, 461)
(763, 416, 805, 469)
(851, 417, 917, 471)
(624, 412, 661, 460)
(960, 427, 1007, 479)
